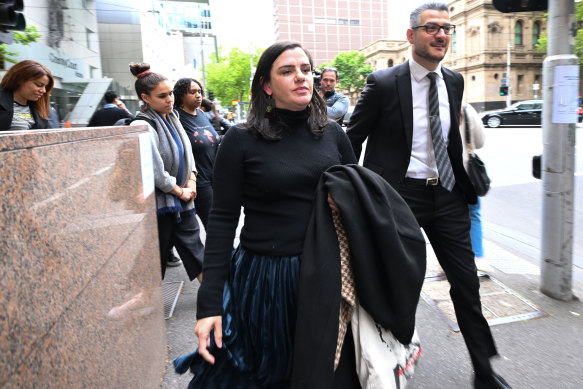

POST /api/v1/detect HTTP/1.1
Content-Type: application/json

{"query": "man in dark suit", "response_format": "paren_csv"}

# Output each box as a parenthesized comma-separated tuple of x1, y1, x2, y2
(347, 3, 511, 388)
(87, 90, 134, 127)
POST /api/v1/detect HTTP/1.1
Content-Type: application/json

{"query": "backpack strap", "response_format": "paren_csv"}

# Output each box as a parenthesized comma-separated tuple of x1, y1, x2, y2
(463, 106, 473, 153)
(130, 116, 157, 129)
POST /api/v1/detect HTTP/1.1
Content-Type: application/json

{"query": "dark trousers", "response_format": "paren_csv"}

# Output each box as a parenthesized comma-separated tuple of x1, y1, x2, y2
(397, 181, 498, 378)
(194, 184, 213, 229)
(157, 212, 204, 281)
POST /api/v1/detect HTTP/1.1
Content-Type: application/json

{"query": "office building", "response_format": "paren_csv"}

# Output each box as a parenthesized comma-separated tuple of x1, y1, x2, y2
(273, 0, 389, 66)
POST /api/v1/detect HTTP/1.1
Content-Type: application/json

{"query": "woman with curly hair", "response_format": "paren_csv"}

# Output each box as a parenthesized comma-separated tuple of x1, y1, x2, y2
(129, 63, 204, 282)
(0, 60, 54, 131)
(173, 78, 220, 228)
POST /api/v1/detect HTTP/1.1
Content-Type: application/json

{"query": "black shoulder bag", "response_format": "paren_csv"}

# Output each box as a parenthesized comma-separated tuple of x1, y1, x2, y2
(464, 106, 491, 196)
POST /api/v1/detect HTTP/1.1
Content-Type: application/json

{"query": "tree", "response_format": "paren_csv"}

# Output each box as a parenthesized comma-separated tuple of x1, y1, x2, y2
(536, 2, 583, 64)
(326, 51, 373, 104)
(205, 46, 263, 108)
(536, 3, 583, 94)
(0, 26, 42, 64)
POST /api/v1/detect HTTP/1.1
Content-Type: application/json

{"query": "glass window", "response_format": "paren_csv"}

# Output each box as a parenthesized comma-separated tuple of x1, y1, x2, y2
(452, 31, 457, 53)
(533, 21, 541, 46)
(514, 21, 523, 45)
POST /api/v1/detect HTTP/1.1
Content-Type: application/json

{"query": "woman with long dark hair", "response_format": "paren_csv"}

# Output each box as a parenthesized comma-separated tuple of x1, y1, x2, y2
(0, 60, 54, 130)
(177, 41, 358, 387)
(173, 78, 219, 228)
(129, 63, 204, 282)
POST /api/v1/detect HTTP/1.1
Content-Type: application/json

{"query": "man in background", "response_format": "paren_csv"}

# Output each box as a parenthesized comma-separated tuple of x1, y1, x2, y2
(88, 90, 134, 127)
(319, 66, 349, 125)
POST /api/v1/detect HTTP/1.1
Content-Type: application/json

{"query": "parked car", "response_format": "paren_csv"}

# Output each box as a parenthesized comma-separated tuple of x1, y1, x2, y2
(578, 106, 583, 122)
(481, 100, 542, 128)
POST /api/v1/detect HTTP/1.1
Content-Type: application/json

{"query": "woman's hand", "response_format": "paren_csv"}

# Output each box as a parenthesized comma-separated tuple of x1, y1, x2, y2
(194, 316, 223, 364)
(181, 187, 195, 201)
(185, 179, 197, 200)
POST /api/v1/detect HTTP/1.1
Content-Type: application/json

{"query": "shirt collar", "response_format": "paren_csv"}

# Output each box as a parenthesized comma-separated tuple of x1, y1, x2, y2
(409, 57, 443, 83)
(104, 103, 117, 108)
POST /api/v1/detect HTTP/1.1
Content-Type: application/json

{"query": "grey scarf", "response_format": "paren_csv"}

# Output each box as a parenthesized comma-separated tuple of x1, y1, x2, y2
(137, 108, 195, 217)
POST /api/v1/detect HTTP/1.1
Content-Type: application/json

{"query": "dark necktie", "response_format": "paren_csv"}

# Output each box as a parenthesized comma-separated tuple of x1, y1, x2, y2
(427, 72, 455, 191)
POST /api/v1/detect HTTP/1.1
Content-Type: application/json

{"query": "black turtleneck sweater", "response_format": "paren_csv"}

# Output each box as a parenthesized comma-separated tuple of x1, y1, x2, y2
(197, 109, 357, 318)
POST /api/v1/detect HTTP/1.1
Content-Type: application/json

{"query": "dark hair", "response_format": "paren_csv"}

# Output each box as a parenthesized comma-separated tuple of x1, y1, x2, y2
(410, 2, 449, 27)
(129, 62, 167, 101)
(200, 98, 213, 112)
(173, 78, 204, 109)
(104, 90, 118, 104)
(200, 98, 221, 131)
(1, 60, 54, 119)
(321, 66, 339, 81)
(246, 41, 328, 141)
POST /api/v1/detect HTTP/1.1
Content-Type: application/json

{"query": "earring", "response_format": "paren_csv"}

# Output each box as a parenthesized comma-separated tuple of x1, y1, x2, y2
(264, 94, 275, 119)
(307, 102, 312, 115)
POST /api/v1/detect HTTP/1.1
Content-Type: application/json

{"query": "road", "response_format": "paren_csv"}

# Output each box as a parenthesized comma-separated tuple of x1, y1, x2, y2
(478, 125, 583, 278)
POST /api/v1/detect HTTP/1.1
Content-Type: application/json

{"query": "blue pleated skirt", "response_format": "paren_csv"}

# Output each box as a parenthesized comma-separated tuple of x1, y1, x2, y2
(175, 245, 300, 389)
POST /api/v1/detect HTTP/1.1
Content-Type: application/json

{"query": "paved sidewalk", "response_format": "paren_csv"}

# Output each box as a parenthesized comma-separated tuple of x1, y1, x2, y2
(160, 232, 583, 389)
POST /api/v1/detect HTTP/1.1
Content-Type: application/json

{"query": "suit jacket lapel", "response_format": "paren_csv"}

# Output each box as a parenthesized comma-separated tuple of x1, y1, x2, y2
(397, 62, 414, 150)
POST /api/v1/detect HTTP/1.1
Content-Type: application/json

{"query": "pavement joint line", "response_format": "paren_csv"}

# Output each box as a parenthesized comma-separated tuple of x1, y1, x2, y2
(421, 272, 548, 332)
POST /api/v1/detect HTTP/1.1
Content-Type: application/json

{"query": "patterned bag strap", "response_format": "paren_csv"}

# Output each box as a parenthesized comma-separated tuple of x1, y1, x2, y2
(331, 210, 356, 370)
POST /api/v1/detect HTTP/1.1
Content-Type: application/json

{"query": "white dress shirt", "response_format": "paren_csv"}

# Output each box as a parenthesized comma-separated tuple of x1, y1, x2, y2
(406, 58, 451, 179)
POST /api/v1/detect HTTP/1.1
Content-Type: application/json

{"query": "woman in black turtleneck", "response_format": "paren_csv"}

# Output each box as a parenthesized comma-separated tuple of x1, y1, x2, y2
(180, 41, 358, 388)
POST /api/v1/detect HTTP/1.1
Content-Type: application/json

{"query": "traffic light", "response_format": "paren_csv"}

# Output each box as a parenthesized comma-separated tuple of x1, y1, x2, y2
(0, 0, 26, 32)
(493, 0, 547, 13)
(207, 89, 214, 101)
(499, 86, 509, 96)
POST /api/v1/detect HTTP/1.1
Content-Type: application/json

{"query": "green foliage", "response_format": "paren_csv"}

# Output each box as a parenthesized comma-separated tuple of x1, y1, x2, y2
(536, 2, 583, 59)
(0, 44, 18, 64)
(328, 51, 373, 96)
(14, 26, 41, 46)
(205, 46, 263, 107)
(0, 26, 42, 64)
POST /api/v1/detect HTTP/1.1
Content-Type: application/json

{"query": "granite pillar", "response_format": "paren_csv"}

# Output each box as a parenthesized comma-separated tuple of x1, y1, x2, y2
(0, 126, 166, 388)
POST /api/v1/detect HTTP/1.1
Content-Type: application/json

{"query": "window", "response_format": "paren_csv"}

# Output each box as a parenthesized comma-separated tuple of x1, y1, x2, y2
(533, 21, 541, 46)
(517, 103, 534, 110)
(517, 74, 524, 93)
(452, 31, 457, 53)
(514, 21, 523, 45)
(86, 28, 97, 51)
(388, 59, 393, 67)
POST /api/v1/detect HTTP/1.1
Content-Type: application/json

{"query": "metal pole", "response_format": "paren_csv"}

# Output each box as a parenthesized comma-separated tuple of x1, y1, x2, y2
(540, 0, 578, 300)
(200, 30, 206, 89)
(506, 41, 512, 107)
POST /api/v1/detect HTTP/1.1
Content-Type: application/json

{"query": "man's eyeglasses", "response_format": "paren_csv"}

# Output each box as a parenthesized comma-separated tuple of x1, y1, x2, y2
(412, 23, 455, 35)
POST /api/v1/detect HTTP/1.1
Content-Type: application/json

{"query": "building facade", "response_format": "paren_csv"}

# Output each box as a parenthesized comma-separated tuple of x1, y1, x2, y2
(273, 0, 389, 66)
(360, 0, 546, 111)
(2, 0, 104, 123)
